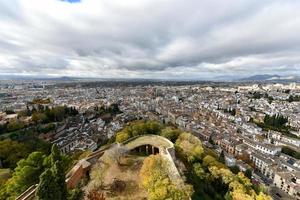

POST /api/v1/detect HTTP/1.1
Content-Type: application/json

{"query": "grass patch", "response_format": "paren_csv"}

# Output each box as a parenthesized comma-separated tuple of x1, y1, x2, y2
(0, 168, 11, 182)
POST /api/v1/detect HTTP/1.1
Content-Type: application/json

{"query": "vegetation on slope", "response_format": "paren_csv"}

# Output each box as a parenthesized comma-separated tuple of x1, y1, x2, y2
(175, 132, 271, 200)
(0, 145, 71, 200)
(140, 154, 193, 200)
(0, 105, 78, 136)
(116, 120, 163, 143)
(115, 121, 271, 200)
(254, 114, 298, 138)
(0, 138, 51, 170)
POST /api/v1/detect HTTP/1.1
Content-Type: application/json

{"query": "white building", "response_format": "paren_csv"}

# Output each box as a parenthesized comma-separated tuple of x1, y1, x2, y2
(274, 171, 300, 200)
(269, 131, 300, 147)
(244, 138, 281, 156)
(250, 152, 276, 180)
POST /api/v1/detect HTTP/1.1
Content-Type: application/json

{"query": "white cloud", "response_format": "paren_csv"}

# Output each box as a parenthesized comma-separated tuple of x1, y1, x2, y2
(0, 0, 299, 79)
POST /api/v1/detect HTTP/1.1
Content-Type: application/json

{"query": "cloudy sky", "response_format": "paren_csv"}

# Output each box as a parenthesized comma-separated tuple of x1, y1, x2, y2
(0, 0, 300, 79)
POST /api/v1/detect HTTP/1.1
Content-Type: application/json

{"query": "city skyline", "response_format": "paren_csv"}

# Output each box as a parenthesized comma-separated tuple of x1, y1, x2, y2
(1, 0, 300, 79)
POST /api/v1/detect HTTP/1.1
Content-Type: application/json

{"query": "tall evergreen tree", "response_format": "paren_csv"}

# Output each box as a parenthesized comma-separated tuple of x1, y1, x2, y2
(244, 169, 252, 180)
(50, 144, 61, 166)
(36, 169, 60, 200)
(52, 161, 67, 200)
(219, 150, 225, 164)
(209, 135, 214, 144)
(36, 145, 67, 200)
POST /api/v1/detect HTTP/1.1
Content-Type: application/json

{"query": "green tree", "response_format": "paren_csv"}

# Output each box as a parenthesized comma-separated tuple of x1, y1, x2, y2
(31, 113, 47, 124)
(244, 169, 252, 180)
(116, 131, 130, 143)
(49, 144, 62, 165)
(219, 150, 225, 164)
(43, 144, 71, 172)
(6, 120, 25, 132)
(52, 161, 67, 200)
(281, 146, 300, 159)
(36, 169, 60, 200)
(140, 154, 192, 200)
(6, 152, 46, 197)
(68, 185, 83, 200)
(35, 144, 68, 200)
(161, 127, 181, 142)
(145, 121, 162, 135)
(175, 132, 204, 163)
(193, 163, 206, 180)
(202, 155, 225, 169)
(229, 166, 240, 174)
(0, 139, 30, 169)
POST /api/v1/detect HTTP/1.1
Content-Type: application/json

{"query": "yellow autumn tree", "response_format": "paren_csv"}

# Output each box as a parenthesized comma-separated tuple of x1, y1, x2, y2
(175, 132, 204, 163)
(115, 131, 130, 143)
(256, 192, 272, 200)
(140, 154, 192, 200)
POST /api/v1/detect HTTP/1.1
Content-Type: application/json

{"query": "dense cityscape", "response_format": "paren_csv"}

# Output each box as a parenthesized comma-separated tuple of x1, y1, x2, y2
(1, 0, 300, 199)
(0, 80, 299, 199)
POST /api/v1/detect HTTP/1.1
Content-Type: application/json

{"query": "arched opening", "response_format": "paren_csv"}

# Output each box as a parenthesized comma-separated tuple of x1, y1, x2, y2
(130, 144, 159, 156)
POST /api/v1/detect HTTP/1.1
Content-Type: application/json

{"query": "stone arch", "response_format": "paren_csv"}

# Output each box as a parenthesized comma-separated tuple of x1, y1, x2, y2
(122, 134, 174, 156)
(131, 144, 160, 155)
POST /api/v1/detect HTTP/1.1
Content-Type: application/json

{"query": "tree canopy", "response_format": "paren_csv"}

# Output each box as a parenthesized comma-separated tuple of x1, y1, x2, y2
(264, 114, 288, 128)
(0, 139, 30, 169)
(175, 132, 271, 200)
(5, 152, 46, 198)
(36, 169, 60, 200)
(175, 132, 204, 163)
(140, 154, 192, 200)
(160, 127, 181, 142)
(0, 144, 69, 200)
(115, 120, 163, 143)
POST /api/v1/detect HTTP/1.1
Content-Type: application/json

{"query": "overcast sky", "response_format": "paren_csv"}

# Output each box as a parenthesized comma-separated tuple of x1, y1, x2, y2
(0, 0, 300, 79)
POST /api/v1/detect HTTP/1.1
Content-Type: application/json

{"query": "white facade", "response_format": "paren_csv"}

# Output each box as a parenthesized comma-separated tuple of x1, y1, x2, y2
(274, 171, 300, 200)
(244, 138, 281, 156)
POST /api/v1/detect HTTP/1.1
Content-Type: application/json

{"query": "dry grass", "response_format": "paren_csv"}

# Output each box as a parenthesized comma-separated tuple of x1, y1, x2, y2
(86, 155, 147, 200)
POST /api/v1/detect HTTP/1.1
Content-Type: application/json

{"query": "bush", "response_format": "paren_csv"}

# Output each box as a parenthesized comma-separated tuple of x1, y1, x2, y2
(175, 132, 204, 163)
(161, 127, 181, 142)
(115, 120, 163, 143)
(116, 131, 130, 143)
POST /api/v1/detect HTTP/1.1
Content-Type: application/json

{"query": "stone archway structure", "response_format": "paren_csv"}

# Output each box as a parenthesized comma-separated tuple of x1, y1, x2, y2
(16, 135, 185, 200)
(122, 134, 174, 156)
(130, 144, 160, 155)
(121, 135, 183, 186)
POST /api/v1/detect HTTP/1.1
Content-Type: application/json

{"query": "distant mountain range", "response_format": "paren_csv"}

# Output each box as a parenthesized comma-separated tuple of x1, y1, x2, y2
(239, 74, 300, 82)
(0, 75, 78, 81)
(0, 74, 299, 82)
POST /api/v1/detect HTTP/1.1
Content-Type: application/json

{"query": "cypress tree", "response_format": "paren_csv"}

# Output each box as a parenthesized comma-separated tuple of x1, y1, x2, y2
(245, 169, 252, 180)
(52, 161, 67, 200)
(209, 135, 214, 144)
(219, 151, 225, 164)
(50, 144, 61, 166)
(36, 145, 67, 200)
(36, 169, 60, 200)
